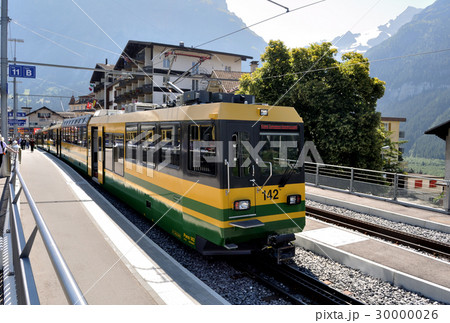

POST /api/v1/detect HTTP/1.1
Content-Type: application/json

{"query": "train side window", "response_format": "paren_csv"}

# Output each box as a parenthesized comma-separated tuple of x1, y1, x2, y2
(114, 134, 124, 176)
(105, 133, 114, 171)
(160, 124, 180, 167)
(188, 124, 216, 175)
(231, 132, 250, 178)
(126, 124, 138, 164)
(140, 124, 156, 168)
(71, 127, 76, 144)
(82, 127, 87, 147)
(75, 127, 79, 145)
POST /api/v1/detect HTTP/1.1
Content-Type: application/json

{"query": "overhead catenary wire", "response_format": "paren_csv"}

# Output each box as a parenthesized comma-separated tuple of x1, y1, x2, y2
(13, 20, 84, 58)
(194, 0, 326, 49)
(251, 0, 383, 127)
(70, 0, 178, 100)
(10, 0, 446, 115)
(246, 47, 450, 82)
(11, 0, 326, 106)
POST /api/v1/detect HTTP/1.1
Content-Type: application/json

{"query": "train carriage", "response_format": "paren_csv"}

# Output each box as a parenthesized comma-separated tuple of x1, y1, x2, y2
(37, 123, 61, 155)
(60, 115, 91, 173)
(37, 94, 306, 262)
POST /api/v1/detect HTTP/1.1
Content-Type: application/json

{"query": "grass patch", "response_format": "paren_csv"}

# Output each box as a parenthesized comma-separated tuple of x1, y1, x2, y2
(403, 157, 445, 177)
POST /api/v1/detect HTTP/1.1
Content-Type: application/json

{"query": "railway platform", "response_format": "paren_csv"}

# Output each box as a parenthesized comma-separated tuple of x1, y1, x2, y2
(297, 185, 450, 304)
(306, 185, 450, 228)
(1, 149, 228, 305)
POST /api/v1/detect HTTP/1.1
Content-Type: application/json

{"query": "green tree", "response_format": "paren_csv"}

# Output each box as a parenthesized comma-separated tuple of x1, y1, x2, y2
(240, 40, 294, 106)
(381, 126, 407, 173)
(239, 41, 386, 170)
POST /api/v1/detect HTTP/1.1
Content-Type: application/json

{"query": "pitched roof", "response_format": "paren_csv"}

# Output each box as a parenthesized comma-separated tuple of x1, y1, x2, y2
(210, 70, 248, 93)
(381, 117, 407, 122)
(27, 106, 61, 116)
(89, 63, 115, 83)
(425, 120, 450, 141)
(114, 40, 253, 70)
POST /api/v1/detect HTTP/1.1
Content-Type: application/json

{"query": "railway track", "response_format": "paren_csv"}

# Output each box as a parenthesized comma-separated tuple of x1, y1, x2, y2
(232, 256, 364, 305)
(306, 205, 450, 259)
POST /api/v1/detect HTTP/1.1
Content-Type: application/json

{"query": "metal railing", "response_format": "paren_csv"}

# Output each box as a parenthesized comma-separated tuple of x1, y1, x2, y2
(1, 152, 87, 305)
(305, 161, 450, 213)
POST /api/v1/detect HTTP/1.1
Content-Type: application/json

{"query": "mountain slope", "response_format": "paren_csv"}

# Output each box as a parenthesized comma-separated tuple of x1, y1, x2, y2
(332, 6, 422, 54)
(8, 0, 267, 111)
(366, 0, 450, 159)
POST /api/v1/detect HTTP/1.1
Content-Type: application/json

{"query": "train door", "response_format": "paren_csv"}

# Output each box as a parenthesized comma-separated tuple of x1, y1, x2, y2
(91, 127, 104, 183)
(57, 128, 61, 157)
(91, 127, 98, 180)
(225, 122, 263, 234)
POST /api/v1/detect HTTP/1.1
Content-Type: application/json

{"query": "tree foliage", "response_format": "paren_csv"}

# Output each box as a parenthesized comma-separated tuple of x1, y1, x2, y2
(239, 40, 386, 170)
(381, 127, 407, 173)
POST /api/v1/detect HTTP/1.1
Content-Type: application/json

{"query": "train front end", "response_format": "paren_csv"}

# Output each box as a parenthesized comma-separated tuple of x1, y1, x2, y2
(195, 102, 305, 263)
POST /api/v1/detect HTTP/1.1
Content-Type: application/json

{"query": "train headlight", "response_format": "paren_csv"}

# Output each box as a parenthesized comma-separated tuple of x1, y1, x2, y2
(259, 108, 269, 116)
(234, 200, 251, 211)
(287, 195, 302, 205)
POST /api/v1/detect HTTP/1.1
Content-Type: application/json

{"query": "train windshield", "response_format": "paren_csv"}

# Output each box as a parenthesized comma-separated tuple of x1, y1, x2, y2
(259, 132, 300, 176)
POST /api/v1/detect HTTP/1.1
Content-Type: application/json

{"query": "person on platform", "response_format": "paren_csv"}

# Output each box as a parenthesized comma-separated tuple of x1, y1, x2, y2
(0, 136, 18, 170)
(30, 138, 35, 152)
(21, 138, 27, 150)
(0, 135, 9, 168)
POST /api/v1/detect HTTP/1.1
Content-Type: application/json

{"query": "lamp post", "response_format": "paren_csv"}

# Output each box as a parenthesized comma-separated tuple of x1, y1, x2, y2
(1, 0, 9, 139)
(8, 38, 24, 139)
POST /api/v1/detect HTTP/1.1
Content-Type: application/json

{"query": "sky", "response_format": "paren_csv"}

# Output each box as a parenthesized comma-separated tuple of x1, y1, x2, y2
(225, 0, 436, 48)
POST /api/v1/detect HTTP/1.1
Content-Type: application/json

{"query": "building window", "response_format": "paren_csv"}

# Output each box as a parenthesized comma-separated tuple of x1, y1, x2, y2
(38, 112, 51, 119)
(224, 66, 231, 72)
(192, 80, 199, 91)
(192, 62, 199, 75)
(163, 94, 172, 104)
(163, 58, 171, 68)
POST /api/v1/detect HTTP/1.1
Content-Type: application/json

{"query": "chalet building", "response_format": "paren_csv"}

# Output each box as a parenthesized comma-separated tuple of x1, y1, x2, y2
(88, 62, 116, 110)
(68, 93, 97, 116)
(24, 106, 75, 136)
(89, 40, 253, 108)
(381, 116, 407, 154)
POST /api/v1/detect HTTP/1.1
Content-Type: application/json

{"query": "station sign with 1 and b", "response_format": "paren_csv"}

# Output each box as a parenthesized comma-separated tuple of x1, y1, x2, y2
(8, 112, 27, 118)
(8, 64, 36, 78)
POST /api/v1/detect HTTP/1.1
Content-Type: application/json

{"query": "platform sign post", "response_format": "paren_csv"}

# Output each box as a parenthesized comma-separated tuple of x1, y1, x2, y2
(8, 64, 36, 78)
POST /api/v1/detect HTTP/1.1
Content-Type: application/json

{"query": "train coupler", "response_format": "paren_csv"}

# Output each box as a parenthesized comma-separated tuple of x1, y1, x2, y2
(267, 233, 296, 264)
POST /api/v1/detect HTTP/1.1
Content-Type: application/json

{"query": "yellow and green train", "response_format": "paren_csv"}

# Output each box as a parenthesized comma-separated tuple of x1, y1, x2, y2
(36, 94, 305, 262)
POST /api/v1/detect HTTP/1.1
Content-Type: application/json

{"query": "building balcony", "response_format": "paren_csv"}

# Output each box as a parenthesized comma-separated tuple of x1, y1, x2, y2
(119, 79, 131, 88)
(141, 84, 153, 94)
(115, 95, 127, 103)
(143, 65, 153, 74)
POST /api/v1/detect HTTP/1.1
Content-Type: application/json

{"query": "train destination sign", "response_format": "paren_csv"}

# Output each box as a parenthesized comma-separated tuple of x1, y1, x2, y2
(260, 124, 299, 131)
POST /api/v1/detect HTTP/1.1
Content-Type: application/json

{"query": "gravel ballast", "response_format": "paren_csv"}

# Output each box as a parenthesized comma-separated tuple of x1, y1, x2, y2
(89, 180, 445, 305)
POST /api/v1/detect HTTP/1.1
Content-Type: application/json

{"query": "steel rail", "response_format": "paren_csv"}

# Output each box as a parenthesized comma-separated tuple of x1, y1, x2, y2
(233, 257, 364, 305)
(306, 206, 450, 259)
